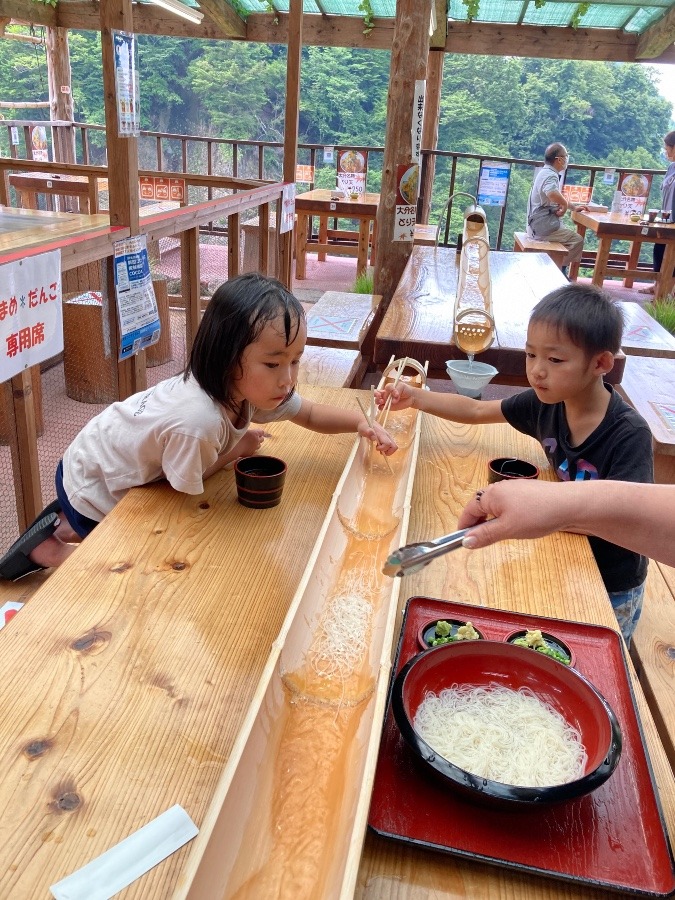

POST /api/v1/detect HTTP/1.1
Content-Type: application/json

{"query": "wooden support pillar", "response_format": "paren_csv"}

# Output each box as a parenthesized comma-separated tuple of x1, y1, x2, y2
(100, 0, 145, 400)
(419, 49, 444, 226)
(46, 27, 76, 171)
(2, 373, 43, 530)
(182, 226, 201, 355)
(373, 0, 434, 307)
(279, 0, 302, 289)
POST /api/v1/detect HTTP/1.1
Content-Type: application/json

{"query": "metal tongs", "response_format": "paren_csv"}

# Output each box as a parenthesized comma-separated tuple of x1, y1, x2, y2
(383, 528, 468, 578)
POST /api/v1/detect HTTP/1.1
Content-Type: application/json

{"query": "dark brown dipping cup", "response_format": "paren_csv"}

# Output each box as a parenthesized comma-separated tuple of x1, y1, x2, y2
(235, 455, 287, 508)
(661, 210, 671, 224)
(488, 457, 539, 483)
(648, 209, 659, 223)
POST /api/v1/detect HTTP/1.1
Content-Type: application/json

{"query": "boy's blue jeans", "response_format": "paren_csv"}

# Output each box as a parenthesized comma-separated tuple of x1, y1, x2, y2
(608, 582, 645, 645)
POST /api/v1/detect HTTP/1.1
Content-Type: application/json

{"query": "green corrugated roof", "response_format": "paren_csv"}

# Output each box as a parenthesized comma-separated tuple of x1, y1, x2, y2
(230, 0, 675, 34)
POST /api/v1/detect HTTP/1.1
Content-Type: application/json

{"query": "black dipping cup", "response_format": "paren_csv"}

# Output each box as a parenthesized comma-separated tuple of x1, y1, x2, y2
(488, 457, 539, 484)
(234, 455, 287, 508)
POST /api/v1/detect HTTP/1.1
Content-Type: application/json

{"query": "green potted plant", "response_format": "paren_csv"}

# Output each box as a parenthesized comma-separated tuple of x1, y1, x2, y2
(645, 296, 675, 336)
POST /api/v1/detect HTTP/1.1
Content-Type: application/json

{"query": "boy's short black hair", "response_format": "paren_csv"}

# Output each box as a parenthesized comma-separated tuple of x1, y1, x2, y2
(529, 283, 624, 355)
(185, 272, 305, 408)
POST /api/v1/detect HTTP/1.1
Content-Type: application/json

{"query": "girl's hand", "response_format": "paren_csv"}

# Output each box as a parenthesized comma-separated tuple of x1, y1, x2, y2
(357, 420, 398, 456)
(232, 428, 270, 459)
(374, 383, 416, 412)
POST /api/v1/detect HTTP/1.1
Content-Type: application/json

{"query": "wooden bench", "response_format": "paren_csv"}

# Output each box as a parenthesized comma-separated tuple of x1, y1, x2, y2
(306, 291, 383, 362)
(630, 561, 675, 773)
(298, 346, 364, 389)
(615, 355, 675, 483)
(513, 231, 567, 270)
(413, 223, 438, 246)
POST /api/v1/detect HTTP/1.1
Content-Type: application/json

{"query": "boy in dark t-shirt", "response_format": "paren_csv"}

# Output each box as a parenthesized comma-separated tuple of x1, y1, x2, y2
(375, 283, 653, 643)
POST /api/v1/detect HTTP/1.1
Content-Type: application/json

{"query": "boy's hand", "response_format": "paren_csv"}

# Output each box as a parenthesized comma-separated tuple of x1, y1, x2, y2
(375, 383, 416, 412)
(357, 420, 398, 456)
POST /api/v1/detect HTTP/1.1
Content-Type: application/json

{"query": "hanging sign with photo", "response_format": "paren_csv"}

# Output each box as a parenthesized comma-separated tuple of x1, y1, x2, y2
(394, 163, 418, 242)
(336, 149, 368, 196)
(113, 31, 140, 137)
(280, 183, 296, 235)
(113, 235, 160, 360)
(31, 126, 49, 162)
(476, 160, 511, 206)
(0, 250, 62, 384)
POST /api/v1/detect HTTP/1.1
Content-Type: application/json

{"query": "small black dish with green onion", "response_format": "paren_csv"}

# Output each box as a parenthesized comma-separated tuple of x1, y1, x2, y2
(505, 628, 574, 667)
(417, 618, 484, 651)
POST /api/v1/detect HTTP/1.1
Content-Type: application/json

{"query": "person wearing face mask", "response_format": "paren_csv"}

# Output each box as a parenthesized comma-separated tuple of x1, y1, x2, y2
(526, 142, 588, 275)
(639, 130, 675, 295)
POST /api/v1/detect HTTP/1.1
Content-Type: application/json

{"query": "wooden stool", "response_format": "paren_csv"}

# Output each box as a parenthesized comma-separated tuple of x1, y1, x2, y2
(146, 279, 173, 367)
(62, 292, 117, 405)
(242, 215, 278, 274)
(513, 231, 567, 270)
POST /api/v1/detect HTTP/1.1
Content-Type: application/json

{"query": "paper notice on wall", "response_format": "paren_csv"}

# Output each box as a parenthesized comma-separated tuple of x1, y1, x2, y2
(477, 160, 511, 206)
(394, 163, 418, 242)
(113, 235, 160, 360)
(0, 250, 62, 385)
(412, 80, 426, 163)
(323, 147, 334, 163)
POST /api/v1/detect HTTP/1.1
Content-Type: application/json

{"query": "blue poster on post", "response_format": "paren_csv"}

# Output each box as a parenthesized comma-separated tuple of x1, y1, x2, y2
(113, 235, 160, 361)
(477, 160, 511, 207)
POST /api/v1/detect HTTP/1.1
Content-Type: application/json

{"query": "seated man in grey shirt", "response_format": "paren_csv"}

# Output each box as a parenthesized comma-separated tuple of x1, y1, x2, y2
(527, 142, 588, 273)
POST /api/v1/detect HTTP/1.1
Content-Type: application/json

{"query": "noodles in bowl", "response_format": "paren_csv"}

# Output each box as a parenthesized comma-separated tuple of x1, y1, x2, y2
(392, 641, 621, 806)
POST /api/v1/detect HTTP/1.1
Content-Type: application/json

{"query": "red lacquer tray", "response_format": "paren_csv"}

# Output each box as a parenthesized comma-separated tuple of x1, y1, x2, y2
(368, 597, 675, 897)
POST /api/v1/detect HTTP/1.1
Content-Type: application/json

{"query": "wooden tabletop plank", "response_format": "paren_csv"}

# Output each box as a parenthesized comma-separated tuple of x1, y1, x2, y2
(306, 291, 381, 350)
(616, 355, 675, 454)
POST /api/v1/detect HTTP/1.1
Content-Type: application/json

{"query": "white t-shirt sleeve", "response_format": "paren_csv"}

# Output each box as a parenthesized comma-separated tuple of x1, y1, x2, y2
(161, 431, 220, 495)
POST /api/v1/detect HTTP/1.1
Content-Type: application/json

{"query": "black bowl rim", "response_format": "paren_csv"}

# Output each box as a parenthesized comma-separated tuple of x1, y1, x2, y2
(392, 642, 622, 805)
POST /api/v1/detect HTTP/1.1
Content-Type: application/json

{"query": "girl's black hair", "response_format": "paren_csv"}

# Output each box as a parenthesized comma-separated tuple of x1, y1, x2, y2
(529, 283, 624, 356)
(184, 272, 305, 410)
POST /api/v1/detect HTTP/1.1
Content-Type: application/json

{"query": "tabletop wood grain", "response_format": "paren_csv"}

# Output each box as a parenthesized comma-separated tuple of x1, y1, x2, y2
(0, 387, 671, 899)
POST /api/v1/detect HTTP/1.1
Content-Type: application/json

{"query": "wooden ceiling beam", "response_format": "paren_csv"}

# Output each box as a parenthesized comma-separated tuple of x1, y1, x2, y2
(635, 5, 675, 58)
(1, 1, 674, 65)
(181, 0, 245, 38)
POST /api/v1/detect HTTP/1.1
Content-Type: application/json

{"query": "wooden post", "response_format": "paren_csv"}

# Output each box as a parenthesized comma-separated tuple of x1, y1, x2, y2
(45, 27, 76, 174)
(182, 226, 201, 355)
(418, 49, 444, 226)
(279, 0, 302, 289)
(373, 0, 433, 307)
(1, 374, 43, 530)
(99, 0, 145, 400)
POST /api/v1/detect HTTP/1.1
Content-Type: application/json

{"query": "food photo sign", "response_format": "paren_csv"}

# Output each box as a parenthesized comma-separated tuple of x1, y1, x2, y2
(618, 172, 653, 216)
(394, 163, 419, 242)
(336, 149, 367, 197)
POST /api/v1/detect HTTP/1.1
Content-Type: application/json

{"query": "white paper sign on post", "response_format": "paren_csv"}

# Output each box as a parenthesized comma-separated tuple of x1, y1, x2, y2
(280, 183, 296, 234)
(0, 250, 62, 384)
(412, 80, 426, 163)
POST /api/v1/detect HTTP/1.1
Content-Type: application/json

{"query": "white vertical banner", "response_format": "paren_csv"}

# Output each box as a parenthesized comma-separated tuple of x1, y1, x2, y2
(113, 31, 140, 137)
(280, 183, 296, 234)
(412, 80, 426, 163)
(0, 250, 62, 384)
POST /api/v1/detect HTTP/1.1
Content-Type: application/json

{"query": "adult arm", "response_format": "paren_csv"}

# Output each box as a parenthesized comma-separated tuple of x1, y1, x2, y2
(457, 479, 675, 566)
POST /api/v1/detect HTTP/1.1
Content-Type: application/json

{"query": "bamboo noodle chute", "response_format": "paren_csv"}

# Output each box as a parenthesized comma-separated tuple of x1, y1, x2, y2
(453, 202, 495, 359)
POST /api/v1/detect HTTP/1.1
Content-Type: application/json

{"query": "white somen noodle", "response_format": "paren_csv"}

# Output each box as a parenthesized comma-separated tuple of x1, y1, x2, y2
(414, 683, 587, 787)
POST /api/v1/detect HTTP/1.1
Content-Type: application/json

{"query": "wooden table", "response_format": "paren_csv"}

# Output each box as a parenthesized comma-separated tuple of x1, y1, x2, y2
(374, 246, 625, 385)
(294, 188, 379, 280)
(8, 171, 109, 215)
(0, 385, 672, 898)
(571, 209, 675, 300)
(619, 300, 675, 358)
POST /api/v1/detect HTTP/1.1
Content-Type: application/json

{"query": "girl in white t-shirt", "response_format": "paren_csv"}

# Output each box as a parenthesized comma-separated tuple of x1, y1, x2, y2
(0, 273, 396, 581)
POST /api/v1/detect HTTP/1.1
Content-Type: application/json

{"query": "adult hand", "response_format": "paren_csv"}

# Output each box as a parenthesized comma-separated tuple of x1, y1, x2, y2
(458, 481, 569, 549)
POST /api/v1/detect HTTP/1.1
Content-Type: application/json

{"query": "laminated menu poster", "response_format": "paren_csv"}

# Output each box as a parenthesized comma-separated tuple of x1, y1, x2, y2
(113, 30, 140, 137)
(477, 160, 511, 206)
(113, 235, 160, 360)
(337, 149, 367, 196)
(618, 172, 653, 215)
(394, 163, 418, 242)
